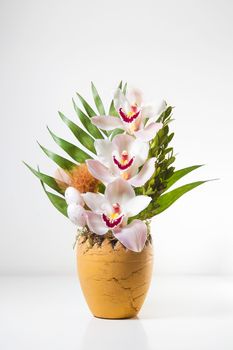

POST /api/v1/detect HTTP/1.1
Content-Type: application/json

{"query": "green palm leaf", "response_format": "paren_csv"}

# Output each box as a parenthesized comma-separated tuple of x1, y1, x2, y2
(155, 180, 208, 215)
(165, 165, 204, 191)
(47, 127, 91, 163)
(23, 162, 64, 194)
(123, 82, 127, 95)
(38, 142, 76, 170)
(76, 93, 97, 118)
(72, 99, 104, 139)
(41, 180, 68, 217)
(118, 81, 123, 89)
(91, 82, 106, 115)
(110, 128, 124, 140)
(58, 112, 96, 154)
(108, 80, 125, 138)
(108, 100, 118, 117)
(108, 80, 124, 117)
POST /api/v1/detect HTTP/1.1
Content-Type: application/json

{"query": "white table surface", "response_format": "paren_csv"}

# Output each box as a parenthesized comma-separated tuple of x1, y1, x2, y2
(1, 275, 233, 350)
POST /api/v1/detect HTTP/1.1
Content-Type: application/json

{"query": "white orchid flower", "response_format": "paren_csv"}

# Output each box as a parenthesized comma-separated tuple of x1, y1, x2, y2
(86, 134, 156, 187)
(65, 187, 86, 227)
(91, 88, 165, 142)
(82, 178, 151, 252)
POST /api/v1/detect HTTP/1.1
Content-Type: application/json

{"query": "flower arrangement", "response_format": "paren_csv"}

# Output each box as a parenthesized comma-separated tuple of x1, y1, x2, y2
(25, 82, 207, 253)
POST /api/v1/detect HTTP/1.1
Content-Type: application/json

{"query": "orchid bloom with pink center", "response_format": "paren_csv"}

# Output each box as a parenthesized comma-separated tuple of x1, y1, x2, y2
(86, 134, 156, 187)
(91, 88, 166, 142)
(82, 178, 151, 252)
(65, 187, 86, 227)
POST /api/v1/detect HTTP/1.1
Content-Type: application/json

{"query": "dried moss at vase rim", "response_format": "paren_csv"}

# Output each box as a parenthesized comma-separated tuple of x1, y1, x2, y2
(74, 220, 152, 250)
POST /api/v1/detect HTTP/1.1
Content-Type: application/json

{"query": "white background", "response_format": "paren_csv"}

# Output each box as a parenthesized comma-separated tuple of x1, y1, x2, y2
(1, 0, 232, 276)
(1, 1, 233, 349)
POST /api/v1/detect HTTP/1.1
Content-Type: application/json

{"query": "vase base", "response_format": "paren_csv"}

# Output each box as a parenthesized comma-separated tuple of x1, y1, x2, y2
(93, 312, 138, 320)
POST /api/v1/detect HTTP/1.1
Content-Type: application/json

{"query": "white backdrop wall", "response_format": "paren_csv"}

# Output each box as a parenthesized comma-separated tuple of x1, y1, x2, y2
(0, 0, 232, 275)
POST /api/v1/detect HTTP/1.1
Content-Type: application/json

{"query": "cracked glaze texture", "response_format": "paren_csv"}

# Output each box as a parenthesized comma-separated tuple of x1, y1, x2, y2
(76, 237, 153, 319)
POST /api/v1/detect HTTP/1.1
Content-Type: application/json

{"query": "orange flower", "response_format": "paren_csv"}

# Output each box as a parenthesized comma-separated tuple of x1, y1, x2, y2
(55, 164, 99, 193)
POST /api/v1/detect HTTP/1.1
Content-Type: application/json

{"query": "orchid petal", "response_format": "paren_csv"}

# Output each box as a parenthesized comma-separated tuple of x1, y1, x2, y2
(91, 116, 123, 131)
(129, 158, 156, 187)
(54, 168, 72, 186)
(112, 134, 135, 154)
(67, 203, 86, 227)
(105, 178, 135, 207)
(86, 159, 116, 186)
(131, 139, 149, 167)
(65, 187, 84, 206)
(82, 192, 108, 214)
(134, 122, 163, 142)
(112, 134, 149, 168)
(113, 220, 147, 252)
(94, 139, 115, 169)
(114, 88, 130, 113)
(129, 88, 143, 107)
(141, 105, 156, 119)
(126, 195, 151, 217)
(142, 101, 167, 120)
(86, 212, 108, 235)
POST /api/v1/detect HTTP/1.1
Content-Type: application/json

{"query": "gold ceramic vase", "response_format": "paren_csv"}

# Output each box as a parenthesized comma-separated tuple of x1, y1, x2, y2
(76, 234, 153, 319)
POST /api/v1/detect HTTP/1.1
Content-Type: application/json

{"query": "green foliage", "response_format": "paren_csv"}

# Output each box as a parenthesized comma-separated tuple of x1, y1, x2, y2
(23, 162, 64, 194)
(76, 91, 108, 137)
(132, 106, 208, 221)
(166, 165, 204, 191)
(76, 93, 97, 118)
(156, 105, 173, 123)
(135, 106, 175, 199)
(38, 142, 76, 170)
(123, 82, 127, 95)
(108, 81, 125, 139)
(58, 112, 96, 154)
(47, 127, 91, 163)
(118, 81, 123, 89)
(108, 100, 118, 117)
(109, 128, 124, 140)
(155, 180, 208, 215)
(108, 80, 123, 117)
(72, 99, 104, 139)
(25, 83, 118, 217)
(40, 180, 68, 217)
(91, 82, 106, 115)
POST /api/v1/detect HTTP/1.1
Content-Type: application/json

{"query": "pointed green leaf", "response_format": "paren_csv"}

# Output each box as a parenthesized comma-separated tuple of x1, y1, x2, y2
(58, 112, 96, 154)
(75, 95, 107, 136)
(108, 100, 118, 117)
(155, 180, 208, 215)
(165, 165, 204, 191)
(38, 142, 76, 170)
(91, 82, 106, 115)
(23, 162, 64, 194)
(166, 156, 176, 167)
(156, 106, 172, 123)
(108, 80, 125, 120)
(47, 127, 91, 163)
(123, 82, 127, 95)
(167, 132, 174, 144)
(76, 93, 97, 118)
(118, 81, 123, 89)
(72, 99, 104, 139)
(41, 180, 68, 217)
(110, 128, 124, 140)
